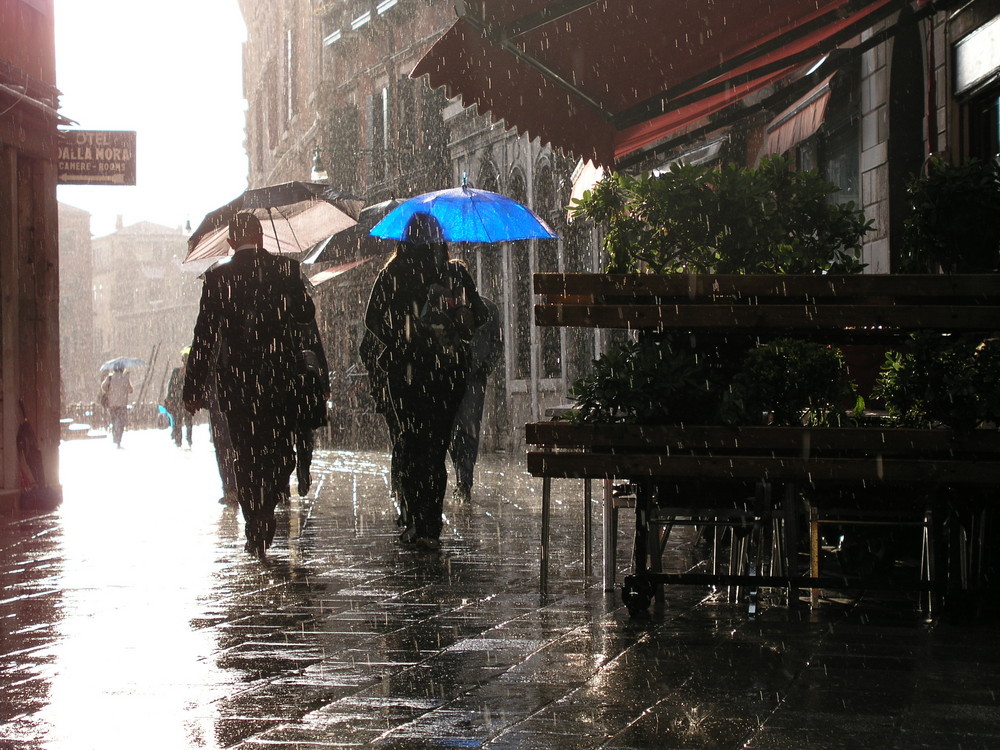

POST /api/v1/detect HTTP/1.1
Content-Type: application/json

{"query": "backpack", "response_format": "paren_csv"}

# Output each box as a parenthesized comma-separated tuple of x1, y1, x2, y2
(419, 264, 476, 356)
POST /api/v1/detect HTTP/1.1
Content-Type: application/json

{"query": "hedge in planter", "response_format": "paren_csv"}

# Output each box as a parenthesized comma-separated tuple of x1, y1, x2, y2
(568, 332, 732, 425)
(570, 155, 872, 275)
(721, 338, 861, 426)
(569, 334, 858, 427)
(875, 332, 1000, 431)
(901, 157, 1000, 274)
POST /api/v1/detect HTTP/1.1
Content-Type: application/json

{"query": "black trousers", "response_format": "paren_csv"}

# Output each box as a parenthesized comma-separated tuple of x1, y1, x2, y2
(224, 396, 295, 550)
(389, 372, 465, 540)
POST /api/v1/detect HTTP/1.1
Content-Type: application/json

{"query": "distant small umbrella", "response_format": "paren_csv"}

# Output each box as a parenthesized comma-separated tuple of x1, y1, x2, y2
(100, 356, 147, 372)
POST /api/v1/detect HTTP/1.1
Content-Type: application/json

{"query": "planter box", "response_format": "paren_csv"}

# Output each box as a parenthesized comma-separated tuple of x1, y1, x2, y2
(526, 422, 1000, 486)
(533, 273, 1000, 335)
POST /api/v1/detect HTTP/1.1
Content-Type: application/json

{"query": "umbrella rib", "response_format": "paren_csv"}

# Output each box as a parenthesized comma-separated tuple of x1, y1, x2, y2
(265, 207, 284, 253)
(269, 203, 310, 255)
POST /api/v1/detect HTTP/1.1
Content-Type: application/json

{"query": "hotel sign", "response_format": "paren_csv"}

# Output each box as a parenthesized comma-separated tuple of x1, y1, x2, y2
(57, 130, 136, 186)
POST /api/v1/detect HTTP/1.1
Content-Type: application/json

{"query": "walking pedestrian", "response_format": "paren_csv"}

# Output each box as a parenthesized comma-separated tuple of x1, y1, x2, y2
(449, 296, 503, 502)
(206, 355, 238, 506)
(292, 319, 331, 496)
(183, 212, 320, 562)
(360, 328, 404, 521)
(164, 347, 193, 448)
(363, 212, 488, 551)
(100, 364, 133, 448)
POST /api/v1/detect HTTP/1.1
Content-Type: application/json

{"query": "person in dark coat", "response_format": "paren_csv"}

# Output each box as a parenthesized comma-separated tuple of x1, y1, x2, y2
(291, 317, 330, 496)
(449, 295, 503, 502)
(183, 212, 319, 562)
(363, 212, 487, 550)
(360, 327, 404, 521)
(164, 348, 193, 448)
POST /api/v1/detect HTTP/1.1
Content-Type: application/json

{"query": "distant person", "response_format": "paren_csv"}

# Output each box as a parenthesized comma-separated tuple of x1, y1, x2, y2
(363, 212, 487, 551)
(183, 212, 320, 563)
(100, 364, 133, 448)
(206, 346, 238, 506)
(164, 348, 193, 448)
(360, 328, 404, 522)
(292, 318, 331, 496)
(449, 296, 503, 502)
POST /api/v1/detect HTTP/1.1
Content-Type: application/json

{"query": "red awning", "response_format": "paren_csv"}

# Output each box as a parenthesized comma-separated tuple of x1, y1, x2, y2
(764, 76, 834, 156)
(412, 0, 903, 165)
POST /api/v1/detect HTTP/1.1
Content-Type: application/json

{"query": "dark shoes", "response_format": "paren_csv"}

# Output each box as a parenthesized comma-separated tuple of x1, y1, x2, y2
(297, 471, 311, 497)
(399, 526, 418, 544)
(415, 537, 441, 552)
(399, 527, 441, 551)
(244, 538, 268, 564)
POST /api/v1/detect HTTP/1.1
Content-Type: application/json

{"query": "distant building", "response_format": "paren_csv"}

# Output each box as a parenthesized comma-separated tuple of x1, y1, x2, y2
(91, 219, 204, 408)
(57, 202, 95, 406)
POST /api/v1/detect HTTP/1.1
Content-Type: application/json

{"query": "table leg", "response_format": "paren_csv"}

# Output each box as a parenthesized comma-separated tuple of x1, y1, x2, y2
(540, 476, 551, 592)
(603, 479, 615, 591)
(584, 478, 593, 579)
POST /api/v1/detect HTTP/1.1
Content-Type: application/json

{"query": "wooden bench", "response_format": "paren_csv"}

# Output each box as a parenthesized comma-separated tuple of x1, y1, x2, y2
(529, 272, 1000, 616)
(526, 421, 1000, 616)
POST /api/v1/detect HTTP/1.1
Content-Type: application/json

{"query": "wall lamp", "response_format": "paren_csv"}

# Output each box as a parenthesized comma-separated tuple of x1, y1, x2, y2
(311, 146, 330, 183)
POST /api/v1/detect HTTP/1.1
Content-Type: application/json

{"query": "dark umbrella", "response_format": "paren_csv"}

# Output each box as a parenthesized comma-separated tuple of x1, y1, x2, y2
(369, 185, 557, 243)
(185, 181, 364, 262)
(302, 197, 404, 265)
(307, 256, 377, 287)
(100, 357, 147, 372)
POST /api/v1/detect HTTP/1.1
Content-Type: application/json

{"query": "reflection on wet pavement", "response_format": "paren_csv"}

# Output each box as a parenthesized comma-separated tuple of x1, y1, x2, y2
(1, 426, 998, 749)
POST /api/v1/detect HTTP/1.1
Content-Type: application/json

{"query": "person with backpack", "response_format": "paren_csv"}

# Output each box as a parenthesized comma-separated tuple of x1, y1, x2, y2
(363, 212, 488, 551)
(449, 295, 503, 502)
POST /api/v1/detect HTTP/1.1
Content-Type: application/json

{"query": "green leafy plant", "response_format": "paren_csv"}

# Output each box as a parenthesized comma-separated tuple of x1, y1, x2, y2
(568, 332, 729, 425)
(875, 332, 1000, 430)
(570, 155, 871, 274)
(722, 339, 860, 426)
(901, 157, 1000, 273)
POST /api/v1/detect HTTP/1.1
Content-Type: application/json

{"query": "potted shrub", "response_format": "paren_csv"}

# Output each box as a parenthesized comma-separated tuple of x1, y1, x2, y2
(721, 339, 861, 426)
(565, 157, 873, 424)
(900, 157, 1000, 274)
(570, 155, 872, 274)
(568, 331, 730, 425)
(875, 332, 1000, 431)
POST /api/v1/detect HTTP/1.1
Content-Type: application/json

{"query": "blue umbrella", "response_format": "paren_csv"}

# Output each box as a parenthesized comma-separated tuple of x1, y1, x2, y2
(99, 356, 147, 372)
(369, 186, 558, 243)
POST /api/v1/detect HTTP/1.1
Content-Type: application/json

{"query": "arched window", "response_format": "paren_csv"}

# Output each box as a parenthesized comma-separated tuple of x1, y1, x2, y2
(534, 162, 562, 379)
(476, 160, 502, 305)
(509, 169, 532, 380)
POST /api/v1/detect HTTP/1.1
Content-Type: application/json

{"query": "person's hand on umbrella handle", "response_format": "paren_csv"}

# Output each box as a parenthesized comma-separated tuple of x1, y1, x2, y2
(184, 399, 203, 415)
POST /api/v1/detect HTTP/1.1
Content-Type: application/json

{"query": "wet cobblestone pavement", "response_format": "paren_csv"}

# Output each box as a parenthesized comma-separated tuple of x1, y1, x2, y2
(2, 425, 999, 749)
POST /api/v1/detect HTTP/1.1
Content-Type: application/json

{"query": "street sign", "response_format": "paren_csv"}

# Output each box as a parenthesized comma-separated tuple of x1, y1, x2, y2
(57, 130, 136, 186)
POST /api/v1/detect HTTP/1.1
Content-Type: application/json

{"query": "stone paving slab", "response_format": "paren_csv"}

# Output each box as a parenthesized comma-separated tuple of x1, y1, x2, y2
(0, 426, 998, 749)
